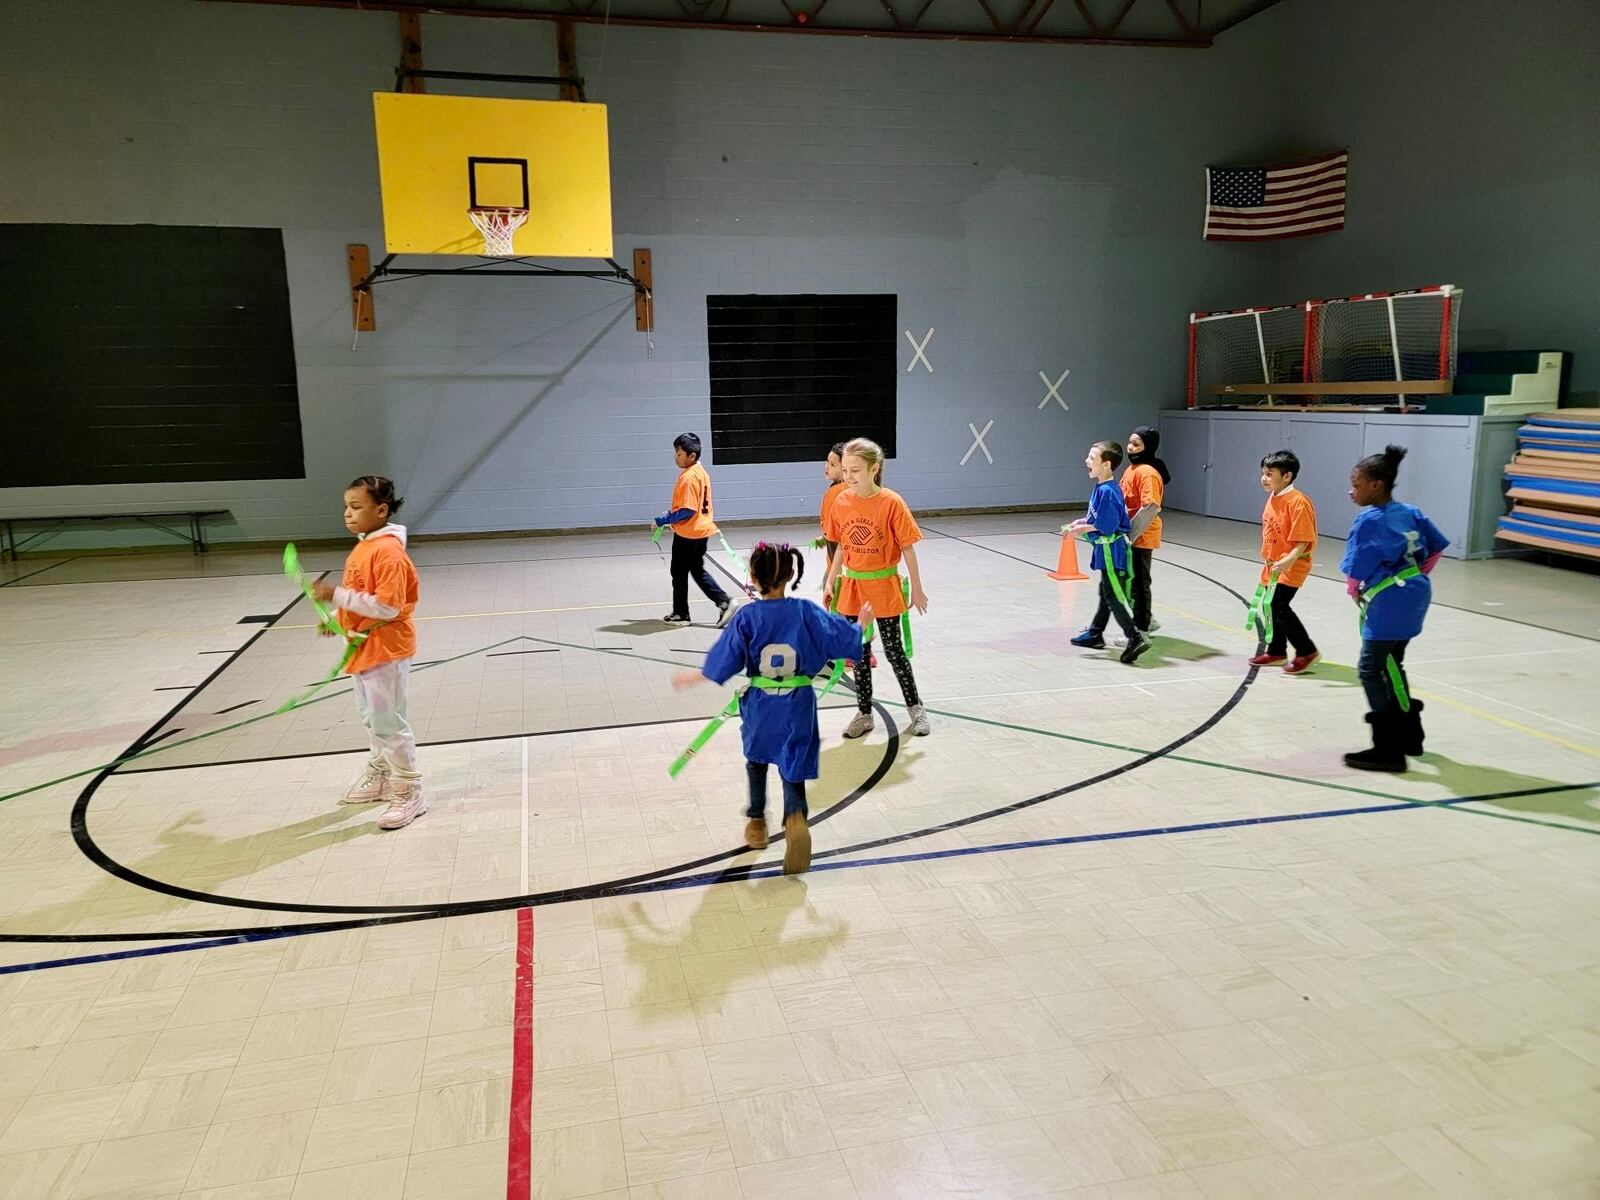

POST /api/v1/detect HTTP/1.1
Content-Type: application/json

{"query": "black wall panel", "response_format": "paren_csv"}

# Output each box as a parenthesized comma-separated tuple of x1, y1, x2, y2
(0, 224, 305, 487)
(707, 294, 896, 466)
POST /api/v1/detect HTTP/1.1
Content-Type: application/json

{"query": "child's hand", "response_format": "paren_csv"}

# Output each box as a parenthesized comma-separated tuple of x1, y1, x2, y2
(857, 602, 875, 628)
(910, 586, 929, 615)
(318, 625, 339, 638)
(311, 581, 336, 603)
(1270, 556, 1294, 576)
(671, 670, 707, 690)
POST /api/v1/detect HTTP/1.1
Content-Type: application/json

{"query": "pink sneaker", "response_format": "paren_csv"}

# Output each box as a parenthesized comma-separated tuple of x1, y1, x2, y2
(342, 762, 389, 804)
(377, 780, 426, 830)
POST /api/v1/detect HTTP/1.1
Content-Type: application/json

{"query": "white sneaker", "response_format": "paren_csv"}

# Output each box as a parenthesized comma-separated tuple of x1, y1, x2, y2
(842, 712, 875, 739)
(716, 598, 738, 628)
(1146, 617, 1162, 632)
(343, 762, 388, 804)
(1108, 635, 1128, 648)
(908, 705, 931, 736)
(377, 780, 426, 830)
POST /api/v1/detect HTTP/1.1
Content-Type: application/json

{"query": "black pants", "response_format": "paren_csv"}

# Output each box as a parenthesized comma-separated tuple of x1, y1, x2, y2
(854, 617, 919, 713)
(1090, 570, 1137, 638)
(670, 534, 729, 616)
(1359, 638, 1409, 714)
(1130, 547, 1154, 633)
(1268, 582, 1317, 657)
(747, 761, 807, 819)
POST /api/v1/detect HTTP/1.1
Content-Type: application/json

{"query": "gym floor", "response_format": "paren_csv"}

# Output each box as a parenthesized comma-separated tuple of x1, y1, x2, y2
(2, 511, 1598, 1199)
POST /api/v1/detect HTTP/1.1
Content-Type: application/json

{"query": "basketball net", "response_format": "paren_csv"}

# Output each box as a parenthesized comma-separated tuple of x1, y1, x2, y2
(468, 207, 530, 257)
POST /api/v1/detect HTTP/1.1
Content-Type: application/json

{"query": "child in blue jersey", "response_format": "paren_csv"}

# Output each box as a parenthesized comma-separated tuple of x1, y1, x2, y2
(673, 542, 873, 874)
(1067, 440, 1151, 664)
(1340, 444, 1449, 772)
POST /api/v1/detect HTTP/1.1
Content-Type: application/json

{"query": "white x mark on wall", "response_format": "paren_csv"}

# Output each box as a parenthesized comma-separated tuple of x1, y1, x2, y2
(905, 328, 934, 374)
(1038, 368, 1070, 411)
(961, 419, 994, 466)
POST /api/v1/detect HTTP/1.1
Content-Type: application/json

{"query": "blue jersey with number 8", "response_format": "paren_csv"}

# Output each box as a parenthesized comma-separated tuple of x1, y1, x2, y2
(702, 597, 864, 780)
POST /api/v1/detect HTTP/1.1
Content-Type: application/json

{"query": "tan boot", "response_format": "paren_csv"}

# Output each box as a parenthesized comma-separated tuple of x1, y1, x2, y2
(744, 818, 768, 849)
(782, 812, 811, 875)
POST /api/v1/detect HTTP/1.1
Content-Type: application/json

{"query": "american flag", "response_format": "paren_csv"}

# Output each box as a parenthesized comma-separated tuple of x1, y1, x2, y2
(1204, 149, 1348, 241)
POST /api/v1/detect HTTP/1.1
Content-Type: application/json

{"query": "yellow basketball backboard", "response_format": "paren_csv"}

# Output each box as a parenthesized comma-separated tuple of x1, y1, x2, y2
(372, 92, 613, 257)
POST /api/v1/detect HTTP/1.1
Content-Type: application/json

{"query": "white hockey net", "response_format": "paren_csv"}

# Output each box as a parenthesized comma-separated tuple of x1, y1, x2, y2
(1189, 285, 1461, 405)
(1189, 304, 1305, 401)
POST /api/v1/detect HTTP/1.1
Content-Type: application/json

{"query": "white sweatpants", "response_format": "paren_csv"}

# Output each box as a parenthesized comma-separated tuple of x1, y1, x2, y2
(351, 657, 419, 778)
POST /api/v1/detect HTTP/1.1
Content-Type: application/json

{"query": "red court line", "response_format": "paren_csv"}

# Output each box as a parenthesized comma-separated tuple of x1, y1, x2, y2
(507, 907, 535, 1200)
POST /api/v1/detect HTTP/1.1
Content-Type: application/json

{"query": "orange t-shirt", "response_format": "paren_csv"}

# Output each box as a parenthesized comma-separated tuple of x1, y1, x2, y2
(338, 530, 419, 674)
(1261, 486, 1317, 587)
(819, 481, 844, 539)
(822, 487, 921, 617)
(669, 462, 717, 539)
(1121, 464, 1164, 551)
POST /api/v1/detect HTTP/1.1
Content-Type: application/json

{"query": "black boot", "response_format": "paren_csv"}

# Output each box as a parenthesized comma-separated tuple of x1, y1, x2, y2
(1343, 712, 1406, 773)
(1398, 699, 1425, 756)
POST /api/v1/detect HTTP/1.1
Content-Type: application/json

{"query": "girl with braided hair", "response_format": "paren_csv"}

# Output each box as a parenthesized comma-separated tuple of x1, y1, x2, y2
(674, 541, 872, 873)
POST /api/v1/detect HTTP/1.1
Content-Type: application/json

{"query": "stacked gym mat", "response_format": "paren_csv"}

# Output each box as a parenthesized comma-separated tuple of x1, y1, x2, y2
(1498, 410, 1600, 561)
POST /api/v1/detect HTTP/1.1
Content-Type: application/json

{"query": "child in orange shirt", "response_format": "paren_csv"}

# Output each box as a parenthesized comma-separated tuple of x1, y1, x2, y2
(1252, 450, 1320, 673)
(310, 475, 424, 829)
(821, 438, 930, 739)
(652, 432, 734, 628)
(1121, 425, 1167, 637)
(817, 441, 846, 567)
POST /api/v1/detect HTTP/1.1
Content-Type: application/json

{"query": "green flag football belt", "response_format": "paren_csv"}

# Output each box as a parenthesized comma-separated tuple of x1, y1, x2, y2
(1246, 573, 1279, 645)
(1356, 563, 1423, 712)
(669, 659, 849, 779)
(1080, 532, 1135, 620)
(834, 564, 914, 657)
(281, 543, 380, 713)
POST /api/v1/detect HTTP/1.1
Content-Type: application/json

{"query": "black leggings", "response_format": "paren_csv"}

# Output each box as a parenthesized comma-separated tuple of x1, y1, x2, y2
(854, 616, 919, 713)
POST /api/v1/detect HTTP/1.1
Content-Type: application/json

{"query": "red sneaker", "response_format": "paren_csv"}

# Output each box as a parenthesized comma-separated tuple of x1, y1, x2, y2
(1284, 652, 1322, 675)
(1248, 653, 1287, 667)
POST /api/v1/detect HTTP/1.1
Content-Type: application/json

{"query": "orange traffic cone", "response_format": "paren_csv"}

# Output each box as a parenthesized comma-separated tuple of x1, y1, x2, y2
(1048, 533, 1088, 581)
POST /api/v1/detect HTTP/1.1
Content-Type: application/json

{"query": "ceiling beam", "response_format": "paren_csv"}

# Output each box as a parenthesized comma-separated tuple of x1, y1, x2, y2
(198, 0, 1216, 48)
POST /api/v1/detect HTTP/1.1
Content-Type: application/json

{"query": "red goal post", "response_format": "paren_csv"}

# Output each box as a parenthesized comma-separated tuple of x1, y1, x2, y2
(1187, 284, 1462, 406)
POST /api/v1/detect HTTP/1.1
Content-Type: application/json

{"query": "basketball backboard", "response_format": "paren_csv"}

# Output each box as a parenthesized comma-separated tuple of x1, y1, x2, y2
(372, 92, 613, 257)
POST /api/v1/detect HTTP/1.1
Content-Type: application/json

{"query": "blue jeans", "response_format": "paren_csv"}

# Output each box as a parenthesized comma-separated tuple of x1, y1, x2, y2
(1358, 638, 1409, 714)
(747, 761, 807, 820)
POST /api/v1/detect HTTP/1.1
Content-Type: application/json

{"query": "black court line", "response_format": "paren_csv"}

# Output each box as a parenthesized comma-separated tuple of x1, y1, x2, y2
(485, 649, 561, 658)
(25, 540, 1546, 951)
(120, 704, 866, 775)
(0, 557, 79, 587)
(8, 774, 1591, 954)
(670, 648, 708, 655)
(197, 650, 237, 656)
(1159, 535, 1600, 645)
(62, 552, 1262, 919)
(212, 700, 259, 716)
(921, 523, 1254, 608)
(237, 614, 277, 624)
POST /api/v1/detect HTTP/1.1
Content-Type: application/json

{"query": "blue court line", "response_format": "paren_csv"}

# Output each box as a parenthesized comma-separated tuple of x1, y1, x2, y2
(6, 786, 1588, 976)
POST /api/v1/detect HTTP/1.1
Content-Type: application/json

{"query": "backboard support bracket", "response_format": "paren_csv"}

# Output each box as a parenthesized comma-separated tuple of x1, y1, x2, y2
(347, 245, 651, 334)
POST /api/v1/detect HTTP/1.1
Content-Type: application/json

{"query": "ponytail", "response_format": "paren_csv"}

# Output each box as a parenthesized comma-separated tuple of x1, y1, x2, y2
(750, 541, 805, 595)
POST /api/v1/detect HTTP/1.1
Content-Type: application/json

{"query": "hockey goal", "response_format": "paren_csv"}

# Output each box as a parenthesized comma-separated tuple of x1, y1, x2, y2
(1187, 284, 1461, 407)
